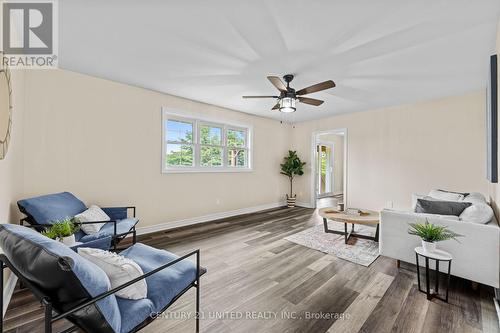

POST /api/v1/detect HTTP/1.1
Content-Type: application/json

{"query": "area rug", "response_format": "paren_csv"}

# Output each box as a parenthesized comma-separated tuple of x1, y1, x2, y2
(284, 221, 379, 266)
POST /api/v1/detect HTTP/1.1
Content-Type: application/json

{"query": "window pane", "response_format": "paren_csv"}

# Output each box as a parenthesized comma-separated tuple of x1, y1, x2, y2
(227, 148, 246, 167)
(227, 129, 246, 147)
(200, 146, 223, 166)
(166, 144, 193, 167)
(200, 125, 222, 145)
(166, 120, 193, 143)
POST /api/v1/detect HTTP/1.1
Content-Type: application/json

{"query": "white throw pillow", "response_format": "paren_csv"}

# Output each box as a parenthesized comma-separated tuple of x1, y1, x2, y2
(74, 205, 110, 234)
(78, 247, 147, 299)
(459, 203, 493, 224)
(428, 190, 464, 202)
(463, 192, 487, 205)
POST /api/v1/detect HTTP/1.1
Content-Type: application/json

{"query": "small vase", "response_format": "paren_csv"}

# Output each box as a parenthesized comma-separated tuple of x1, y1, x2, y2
(286, 195, 297, 208)
(422, 240, 436, 253)
(58, 234, 76, 246)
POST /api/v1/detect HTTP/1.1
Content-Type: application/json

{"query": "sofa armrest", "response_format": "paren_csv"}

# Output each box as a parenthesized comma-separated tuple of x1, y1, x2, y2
(380, 209, 500, 287)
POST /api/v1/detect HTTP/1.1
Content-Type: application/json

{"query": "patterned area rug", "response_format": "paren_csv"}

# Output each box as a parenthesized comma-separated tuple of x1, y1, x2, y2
(284, 221, 380, 266)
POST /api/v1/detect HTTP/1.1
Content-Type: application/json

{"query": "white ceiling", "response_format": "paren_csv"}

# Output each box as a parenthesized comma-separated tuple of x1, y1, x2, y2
(59, 0, 500, 122)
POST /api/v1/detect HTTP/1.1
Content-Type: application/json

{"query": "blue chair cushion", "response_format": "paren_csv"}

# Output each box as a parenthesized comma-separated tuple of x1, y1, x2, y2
(71, 236, 113, 252)
(78, 218, 139, 243)
(117, 244, 199, 332)
(0, 224, 121, 333)
(17, 192, 87, 225)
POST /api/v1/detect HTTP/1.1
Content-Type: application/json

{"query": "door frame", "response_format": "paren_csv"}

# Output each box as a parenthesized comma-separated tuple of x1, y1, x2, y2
(316, 141, 335, 198)
(310, 128, 348, 209)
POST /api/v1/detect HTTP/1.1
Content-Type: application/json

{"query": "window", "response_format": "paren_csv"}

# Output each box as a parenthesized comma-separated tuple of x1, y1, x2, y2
(162, 111, 251, 173)
(227, 128, 247, 167)
(165, 119, 194, 167)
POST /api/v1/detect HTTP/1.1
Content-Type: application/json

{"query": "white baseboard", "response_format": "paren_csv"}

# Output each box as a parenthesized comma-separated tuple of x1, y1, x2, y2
(136, 202, 286, 235)
(296, 201, 314, 208)
(3, 273, 17, 317)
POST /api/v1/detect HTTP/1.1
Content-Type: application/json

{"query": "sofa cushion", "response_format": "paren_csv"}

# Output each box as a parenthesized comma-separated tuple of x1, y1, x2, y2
(415, 199, 472, 216)
(79, 218, 139, 243)
(428, 189, 465, 202)
(18, 192, 87, 225)
(0, 224, 120, 333)
(459, 203, 494, 224)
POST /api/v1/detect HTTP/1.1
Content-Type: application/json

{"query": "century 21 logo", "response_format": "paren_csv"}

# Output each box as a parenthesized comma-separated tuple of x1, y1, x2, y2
(3, 2, 53, 54)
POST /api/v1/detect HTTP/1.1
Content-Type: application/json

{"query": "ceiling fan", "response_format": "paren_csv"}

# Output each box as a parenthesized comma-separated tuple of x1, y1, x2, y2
(242, 74, 335, 113)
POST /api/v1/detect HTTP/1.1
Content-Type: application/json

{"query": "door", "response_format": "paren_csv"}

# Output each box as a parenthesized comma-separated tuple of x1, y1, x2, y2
(316, 144, 333, 197)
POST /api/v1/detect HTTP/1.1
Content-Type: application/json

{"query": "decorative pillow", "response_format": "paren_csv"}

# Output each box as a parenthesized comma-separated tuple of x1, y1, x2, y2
(78, 247, 147, 300)
(428, 189, 465, 202)
(459, 203, 494, 224)
(411, 194, 437, 210)
(463, 192, 487, 205)
(75, 205, 110, 234)
(415, 199, 472, 216)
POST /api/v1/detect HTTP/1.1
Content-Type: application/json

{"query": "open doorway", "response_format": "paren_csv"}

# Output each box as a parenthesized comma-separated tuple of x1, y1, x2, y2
(311, 129, 347, 209)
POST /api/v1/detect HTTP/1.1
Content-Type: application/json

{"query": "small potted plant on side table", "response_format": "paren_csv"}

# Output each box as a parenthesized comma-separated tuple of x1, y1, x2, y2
(42, 218, 80, 246)
(408, 219, 462, 252)
(280, 150, 306, 208)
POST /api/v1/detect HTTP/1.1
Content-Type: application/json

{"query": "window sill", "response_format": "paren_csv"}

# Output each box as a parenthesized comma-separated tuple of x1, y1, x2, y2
(162, 167, 253, 174)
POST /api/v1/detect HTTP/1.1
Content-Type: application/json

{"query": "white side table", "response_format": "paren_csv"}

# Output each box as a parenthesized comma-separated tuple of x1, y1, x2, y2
(415, 247, 452, 302)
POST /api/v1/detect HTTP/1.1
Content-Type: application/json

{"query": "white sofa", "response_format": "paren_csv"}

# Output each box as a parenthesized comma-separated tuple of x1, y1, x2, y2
(380, 190, 500, 288)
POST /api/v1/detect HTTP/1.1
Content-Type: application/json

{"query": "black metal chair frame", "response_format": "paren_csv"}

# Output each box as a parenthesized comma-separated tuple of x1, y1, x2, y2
(20, 206, 138, 251)
(0, 249, 201, 333)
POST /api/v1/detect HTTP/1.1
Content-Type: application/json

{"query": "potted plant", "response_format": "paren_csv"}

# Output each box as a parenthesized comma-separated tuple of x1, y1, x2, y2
(42, 218, 80, 246)
(280, 150, 306, 208)
(408, 220, 462, 253)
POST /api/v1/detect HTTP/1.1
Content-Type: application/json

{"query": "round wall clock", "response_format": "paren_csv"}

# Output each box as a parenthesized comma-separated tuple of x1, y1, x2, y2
(0, 53, 13, 160)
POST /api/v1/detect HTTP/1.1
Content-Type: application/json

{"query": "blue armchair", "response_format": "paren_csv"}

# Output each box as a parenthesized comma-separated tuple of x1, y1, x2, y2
(17, 192, 138, 250)
(0, 224, 204, 333)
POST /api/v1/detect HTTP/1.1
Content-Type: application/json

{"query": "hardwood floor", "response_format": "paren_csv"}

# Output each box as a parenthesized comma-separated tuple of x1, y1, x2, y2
(4, 206, 499, 333)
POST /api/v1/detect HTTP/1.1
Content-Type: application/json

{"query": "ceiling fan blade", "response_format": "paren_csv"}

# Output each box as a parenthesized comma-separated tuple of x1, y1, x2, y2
(271, 102, 280, 110)
(298, 97, 324, 106)
(242, 95, 278, 99)
(296, 80, 335, 95)
(267, 76, 287, 92)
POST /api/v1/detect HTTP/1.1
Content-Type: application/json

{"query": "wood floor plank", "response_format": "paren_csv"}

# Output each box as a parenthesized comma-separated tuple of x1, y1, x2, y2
(358, 271, 415, 333)
(327, 271, 394, 333)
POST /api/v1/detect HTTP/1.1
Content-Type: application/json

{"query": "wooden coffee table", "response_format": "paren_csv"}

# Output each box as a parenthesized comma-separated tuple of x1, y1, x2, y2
(318, 207, 380, 244)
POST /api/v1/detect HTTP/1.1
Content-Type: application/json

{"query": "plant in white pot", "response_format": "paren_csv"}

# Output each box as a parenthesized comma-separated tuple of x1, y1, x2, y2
(42, 218, 80, 246)
(280, 150, 306, 208)
(408, 220, 462, 253)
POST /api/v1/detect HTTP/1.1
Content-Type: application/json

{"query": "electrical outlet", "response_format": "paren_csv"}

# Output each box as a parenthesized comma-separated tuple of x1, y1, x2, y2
(386, 201, 393, 208)
(216, 198, 221, 205)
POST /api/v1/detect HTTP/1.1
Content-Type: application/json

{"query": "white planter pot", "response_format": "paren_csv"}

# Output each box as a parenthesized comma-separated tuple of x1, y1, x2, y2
(286, 195, 297, 208)
(58, 234, 76, 247)
(422, 240, 436, 253)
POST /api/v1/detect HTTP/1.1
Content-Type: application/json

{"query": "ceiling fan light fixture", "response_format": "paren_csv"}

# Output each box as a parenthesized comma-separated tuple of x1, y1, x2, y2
(279, 97, 296, 113)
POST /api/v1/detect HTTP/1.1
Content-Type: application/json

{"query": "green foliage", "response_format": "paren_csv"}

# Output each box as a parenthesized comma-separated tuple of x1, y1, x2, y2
(42, 218, 80, 239)
(408, 220, 462, 243)
(280, 150, 306, 197)
(166, 127, 247, 167)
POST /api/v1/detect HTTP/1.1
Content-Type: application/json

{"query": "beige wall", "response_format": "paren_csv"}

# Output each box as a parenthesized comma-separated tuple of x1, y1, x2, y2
(291, 91, 488, 210)
(489, 20, 500, 217)
(317, 133, 344, 194)
(23, 70, 291, 230)
(0, 69, 25, 224)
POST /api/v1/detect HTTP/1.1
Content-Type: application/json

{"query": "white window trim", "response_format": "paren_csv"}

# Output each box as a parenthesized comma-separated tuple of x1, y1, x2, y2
(161, 108, 253, 173)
